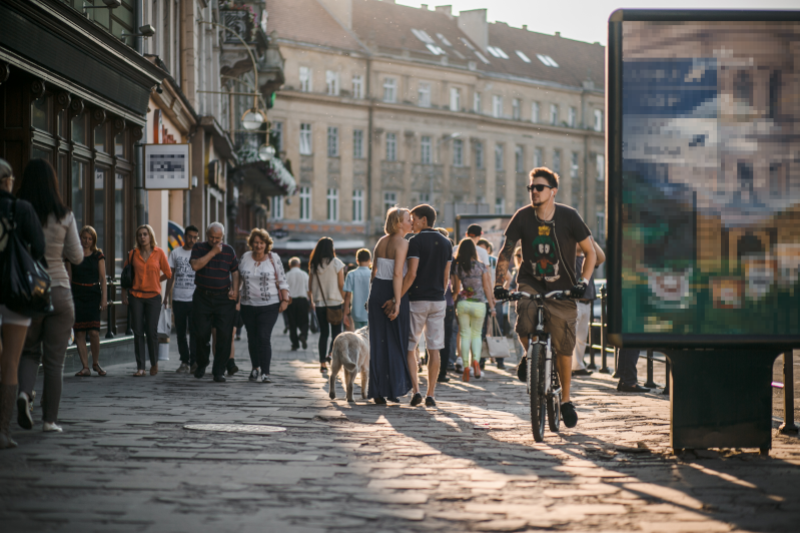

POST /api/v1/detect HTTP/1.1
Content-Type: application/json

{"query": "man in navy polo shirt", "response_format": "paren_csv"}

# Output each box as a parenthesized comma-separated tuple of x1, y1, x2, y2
(190, 222, 239, 382)
(406, 204, 453, 408)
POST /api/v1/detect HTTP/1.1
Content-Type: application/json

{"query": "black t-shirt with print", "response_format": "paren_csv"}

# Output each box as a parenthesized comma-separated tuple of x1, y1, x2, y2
(503, 203, 591, 293)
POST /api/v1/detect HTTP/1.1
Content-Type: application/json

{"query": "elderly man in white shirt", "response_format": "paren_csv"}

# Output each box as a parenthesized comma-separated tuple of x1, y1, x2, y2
(285, 257, 313, 350)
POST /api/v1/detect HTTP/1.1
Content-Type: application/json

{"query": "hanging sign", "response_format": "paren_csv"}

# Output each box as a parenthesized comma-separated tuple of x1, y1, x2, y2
(144, 143, 191, 190)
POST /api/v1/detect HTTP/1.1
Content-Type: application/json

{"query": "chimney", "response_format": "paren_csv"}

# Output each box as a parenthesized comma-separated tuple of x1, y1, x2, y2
(435, 5, 453, 19)
(458, 8, 488, 51)
(318, 0, 353, 29)
(555, 31, 561, 37)
(421, 4, 428, 10)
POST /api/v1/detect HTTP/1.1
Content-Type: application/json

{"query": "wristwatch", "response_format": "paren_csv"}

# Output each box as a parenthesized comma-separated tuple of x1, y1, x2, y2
(578, 277, 588, 285)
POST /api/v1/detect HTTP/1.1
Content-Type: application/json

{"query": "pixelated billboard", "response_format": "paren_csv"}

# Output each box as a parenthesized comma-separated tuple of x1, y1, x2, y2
(608, 12, 800, 345)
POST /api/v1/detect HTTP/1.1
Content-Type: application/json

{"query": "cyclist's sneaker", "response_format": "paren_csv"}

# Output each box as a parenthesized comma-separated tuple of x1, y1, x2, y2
(561, 402, 578, 428)
(516, 359, 527, 382)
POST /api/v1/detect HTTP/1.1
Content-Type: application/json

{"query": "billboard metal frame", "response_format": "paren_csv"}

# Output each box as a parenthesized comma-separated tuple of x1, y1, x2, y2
(606, 9, 800, 349)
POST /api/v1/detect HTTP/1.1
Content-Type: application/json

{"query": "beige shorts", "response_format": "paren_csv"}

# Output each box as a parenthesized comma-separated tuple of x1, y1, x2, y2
(408, 300, 447, 351)
(0, 304, 32, 327)
(514, 283, 577, 356)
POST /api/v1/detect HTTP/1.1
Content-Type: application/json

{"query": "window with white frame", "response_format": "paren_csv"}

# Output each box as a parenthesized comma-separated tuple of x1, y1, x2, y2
(475, 141, 484, 169)
(553, 149, 562, 174)
(299, 186, 311, 221)
(386, 133, 397, 161)
(326, 188, 339, 221)
(299, 123, 312, 155)
(568, 106, 576, 127)
(418, 82, 431, 107)
(474, 91, 481, 113)
(352, 75, 363, 99)
(450, 87, 460, 112)
(271, 196, 283, 220)
(596, 154, 605, 181)
(452, 138, 464, 167)
(420, 136, 432, 164)
(570, 151, 579, 178)
(512, 98, 521, 120)
(419, 192, 430, 203)
(550, 104, 558, 125)
(594, 109, 603, 132)
(383, 191, 397, 213)
(383, 77, 397, 103)
(493, 95, 503, 118)
(299, 66, 311, 92)
(531, 102, 540, 123)
(515, 145, 524, 173)
(534, 147, 543, 167)
(327, 127, 339, 157)
(326, 70, 339, 96)
(352, 189, 364, 222)
(495, 197, 505, 214)
(353, 129, 364, 159)
(495, 143, 504, 172)
(273, 121, 284, 151)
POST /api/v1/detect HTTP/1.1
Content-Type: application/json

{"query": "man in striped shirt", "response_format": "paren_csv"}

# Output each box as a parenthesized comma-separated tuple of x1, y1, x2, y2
(190, 222, 239, 382)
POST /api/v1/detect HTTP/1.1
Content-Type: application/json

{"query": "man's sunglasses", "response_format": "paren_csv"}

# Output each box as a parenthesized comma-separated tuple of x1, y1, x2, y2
(527, 184, 554, 192)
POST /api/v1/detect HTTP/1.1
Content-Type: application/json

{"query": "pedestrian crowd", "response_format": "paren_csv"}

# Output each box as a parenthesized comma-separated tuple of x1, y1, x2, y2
(0, 158, 650, 451)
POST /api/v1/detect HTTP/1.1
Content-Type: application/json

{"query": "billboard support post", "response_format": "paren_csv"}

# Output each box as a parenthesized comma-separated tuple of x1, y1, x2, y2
(779, 351, 798, 434)
(667, 350, 780, 454)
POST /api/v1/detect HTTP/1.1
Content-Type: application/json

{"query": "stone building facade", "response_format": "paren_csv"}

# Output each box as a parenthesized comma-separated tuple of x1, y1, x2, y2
(267, 0, 605, 251)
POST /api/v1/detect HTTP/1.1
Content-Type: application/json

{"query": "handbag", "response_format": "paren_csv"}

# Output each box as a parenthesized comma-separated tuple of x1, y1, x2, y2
(315, 266, 343, 326)
(157, 304, 172, 341)
(120, 249, 135, 289)
(484, 314, 510, 359)
(0, 199, 53, 317)
(267, 253, 291, 305)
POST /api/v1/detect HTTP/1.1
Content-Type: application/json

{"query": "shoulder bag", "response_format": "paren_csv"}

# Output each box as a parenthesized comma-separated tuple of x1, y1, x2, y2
(0, 199, 53, 317)
(483, 313, 510, 360)
(268, 253, 291, 305)
(120, 249, 135, 289)
(315, 264, 343, 326)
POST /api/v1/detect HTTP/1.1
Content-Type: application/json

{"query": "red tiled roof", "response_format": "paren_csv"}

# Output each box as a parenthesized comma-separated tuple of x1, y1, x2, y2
(266, 0, 364, 51)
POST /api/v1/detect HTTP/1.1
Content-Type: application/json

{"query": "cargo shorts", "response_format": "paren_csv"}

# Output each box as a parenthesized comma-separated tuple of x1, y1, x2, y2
(514, 283, 578, 356)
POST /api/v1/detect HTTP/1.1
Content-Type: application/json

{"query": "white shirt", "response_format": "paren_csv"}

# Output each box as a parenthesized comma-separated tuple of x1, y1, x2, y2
(310, 257, 345, 307)
(238, 251, 289, 307)
(476, 245, 490, 267)
(286, 267, 310, 299)
(45, 213, 83, 289)
(168, 247, 196, 302)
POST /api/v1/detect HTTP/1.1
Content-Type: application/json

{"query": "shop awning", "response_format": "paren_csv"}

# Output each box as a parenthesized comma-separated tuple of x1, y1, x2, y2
(232, 159, 296, 196)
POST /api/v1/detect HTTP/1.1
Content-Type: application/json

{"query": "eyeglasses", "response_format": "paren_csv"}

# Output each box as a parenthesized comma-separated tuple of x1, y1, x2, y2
(527, 184, 553, 193)
(514, 254, 522, 258)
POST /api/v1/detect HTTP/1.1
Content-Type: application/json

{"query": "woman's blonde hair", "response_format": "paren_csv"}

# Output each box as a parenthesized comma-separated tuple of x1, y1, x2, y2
(135, 224, 157, 250)
(80, 225, 102, 253)
(247, 228, 273, 252)
(384, 207, 409, 235)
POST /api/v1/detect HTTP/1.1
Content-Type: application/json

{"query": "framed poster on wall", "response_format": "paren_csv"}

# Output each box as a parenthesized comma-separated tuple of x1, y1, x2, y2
(144, 143, 191, 190)
(606, 10, 800, 348)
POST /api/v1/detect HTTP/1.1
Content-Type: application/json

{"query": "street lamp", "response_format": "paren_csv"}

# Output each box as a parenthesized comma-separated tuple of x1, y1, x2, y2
(241, 108, 266, 130)
(258, 144, 276, 161)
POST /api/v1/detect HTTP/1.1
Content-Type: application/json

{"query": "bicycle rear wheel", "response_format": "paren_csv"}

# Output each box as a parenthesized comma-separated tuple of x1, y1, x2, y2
(528, 344, 546, 442)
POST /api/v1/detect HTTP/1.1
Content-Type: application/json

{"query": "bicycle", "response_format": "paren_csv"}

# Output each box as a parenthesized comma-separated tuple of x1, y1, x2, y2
(501, 289, 574, 442)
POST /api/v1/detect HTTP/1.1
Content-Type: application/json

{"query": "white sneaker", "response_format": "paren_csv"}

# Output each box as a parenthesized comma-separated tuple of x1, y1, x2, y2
(249, 369, 260, 382)
(43, 421, 63, 433)
(259, 374, 272, 384)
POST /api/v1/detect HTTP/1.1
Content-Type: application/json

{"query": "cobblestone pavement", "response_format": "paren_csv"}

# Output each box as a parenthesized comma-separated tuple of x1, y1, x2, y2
(1, 328, 799, 533)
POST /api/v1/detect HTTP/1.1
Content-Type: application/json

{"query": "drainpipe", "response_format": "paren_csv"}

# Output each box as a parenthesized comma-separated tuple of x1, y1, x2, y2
(365, 55, 373, 238)
(134, 0, 147, 226)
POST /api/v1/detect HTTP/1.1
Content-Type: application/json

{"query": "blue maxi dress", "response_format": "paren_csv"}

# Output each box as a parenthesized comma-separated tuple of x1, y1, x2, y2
(367, 258, 412, 399)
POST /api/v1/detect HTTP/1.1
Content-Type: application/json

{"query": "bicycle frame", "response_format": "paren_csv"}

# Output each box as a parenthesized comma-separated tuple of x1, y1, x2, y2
(529, 301, 561, 402)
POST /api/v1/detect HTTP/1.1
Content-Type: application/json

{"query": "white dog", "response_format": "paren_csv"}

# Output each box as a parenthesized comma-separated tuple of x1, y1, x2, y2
(328, 326, 370, 402)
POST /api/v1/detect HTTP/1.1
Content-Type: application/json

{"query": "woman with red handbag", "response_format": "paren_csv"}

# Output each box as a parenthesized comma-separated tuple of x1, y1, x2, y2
(236, 228, 289, 384)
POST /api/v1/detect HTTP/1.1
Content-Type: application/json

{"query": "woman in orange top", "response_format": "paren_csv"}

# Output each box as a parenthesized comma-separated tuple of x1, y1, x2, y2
(122, 224, 171, 377)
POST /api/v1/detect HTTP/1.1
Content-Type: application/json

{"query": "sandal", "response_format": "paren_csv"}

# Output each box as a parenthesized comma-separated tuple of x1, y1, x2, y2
(150, 364, 158, 376)
(92, 364, 106, 377)
(75, 368, 91, 377)
(133, 370, 146, 377)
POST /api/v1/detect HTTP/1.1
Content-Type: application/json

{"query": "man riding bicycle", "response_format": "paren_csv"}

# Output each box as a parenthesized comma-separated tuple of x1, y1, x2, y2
(495, 167, 597, 428)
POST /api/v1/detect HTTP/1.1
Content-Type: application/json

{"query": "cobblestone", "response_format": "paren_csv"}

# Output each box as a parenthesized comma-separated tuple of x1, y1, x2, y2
(0, 329, 798, 532)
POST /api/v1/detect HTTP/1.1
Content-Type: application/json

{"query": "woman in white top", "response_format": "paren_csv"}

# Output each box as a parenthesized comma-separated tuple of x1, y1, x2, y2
(367, 207, 413, 404)
(237, 228, 289, 383)
(16, 159, 83, 434)
(308, 237, 345, 374)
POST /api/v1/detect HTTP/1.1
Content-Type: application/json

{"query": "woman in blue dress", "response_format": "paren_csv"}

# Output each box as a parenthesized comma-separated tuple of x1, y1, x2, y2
(368, 207, 413, 404)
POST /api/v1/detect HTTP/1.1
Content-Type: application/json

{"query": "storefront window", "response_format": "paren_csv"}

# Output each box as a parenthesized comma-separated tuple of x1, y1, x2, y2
(94, 124, 106, 153)
(71, 159, 86, 227)
(94, 168, 106, 250)
(31, 146, 51, 162)
(115, 131, 125, 158)
(32, 97, 48, 131)
(115, 173, 125, 276)
(72, 114, 86, 145)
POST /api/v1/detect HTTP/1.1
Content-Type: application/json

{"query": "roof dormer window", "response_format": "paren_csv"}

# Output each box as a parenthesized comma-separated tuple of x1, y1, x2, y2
(487, 46, 509, 59)
(537, 54, 559, 67)
(436, 33, 452, 46)
(411, 28, 434, 44)
(475, 51, 490, 64)
(426, 44, 446, 55)
(515, 50, 532, 63)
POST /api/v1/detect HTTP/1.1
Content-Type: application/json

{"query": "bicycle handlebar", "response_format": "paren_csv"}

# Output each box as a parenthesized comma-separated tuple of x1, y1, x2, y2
(502, 289, 574, 302)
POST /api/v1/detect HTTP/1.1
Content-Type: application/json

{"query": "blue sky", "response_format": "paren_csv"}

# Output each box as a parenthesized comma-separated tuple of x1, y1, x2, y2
(396, 1, 799, 46)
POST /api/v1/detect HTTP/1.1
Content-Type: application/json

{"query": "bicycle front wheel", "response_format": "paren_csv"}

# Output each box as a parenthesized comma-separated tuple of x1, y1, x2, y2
(528, 344, 546, 442)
